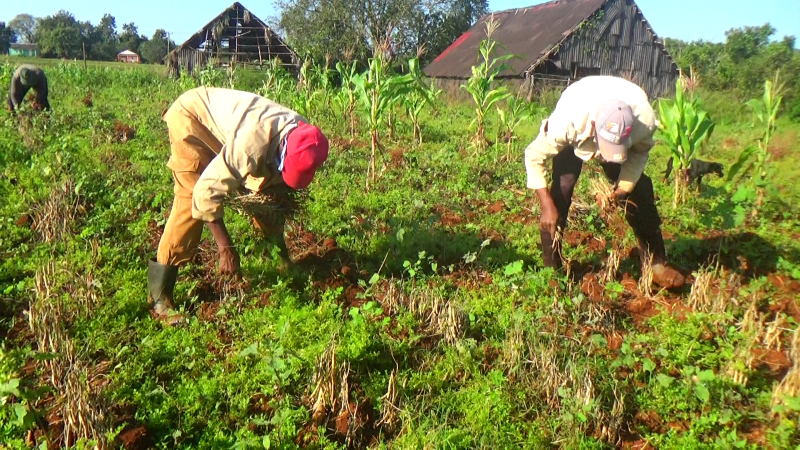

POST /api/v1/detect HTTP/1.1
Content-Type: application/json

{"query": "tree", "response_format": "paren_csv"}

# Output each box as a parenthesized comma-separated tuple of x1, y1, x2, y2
(0, 22, 17, 54)
(8, 14, 36, 44)
(273, 0, 487, 65)
(118, 22, 145, 53)
(138, 29, 175, 64)
(89, 14, 119, 60)
(34, 11, 84, 58)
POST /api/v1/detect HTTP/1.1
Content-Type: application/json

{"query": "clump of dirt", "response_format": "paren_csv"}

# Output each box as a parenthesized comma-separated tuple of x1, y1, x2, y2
(388, 148, 405, 168)
(433, 205, 471, 227)
(82, 92, 93, 108)
(443, 268, 493, 290)
(117, 423, 151, 450)
(751, 348, 793, 378)
(581, 273, 604, 302)
(768, 128, 797, 161)
(112, 121, 136, 143)
(486, 200, 504, 214)
(564, 231, 606, 253)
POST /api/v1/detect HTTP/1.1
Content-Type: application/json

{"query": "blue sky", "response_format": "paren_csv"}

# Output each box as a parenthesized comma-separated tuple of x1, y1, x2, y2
(3, 0, 798, 47)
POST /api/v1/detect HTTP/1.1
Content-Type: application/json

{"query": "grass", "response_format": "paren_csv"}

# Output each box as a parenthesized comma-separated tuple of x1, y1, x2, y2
(1, 58, 799, 449)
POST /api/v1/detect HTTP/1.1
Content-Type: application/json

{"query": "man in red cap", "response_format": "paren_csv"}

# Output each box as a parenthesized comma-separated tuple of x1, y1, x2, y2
(148, 86, 329, 324)
(524, 75, 685, 290)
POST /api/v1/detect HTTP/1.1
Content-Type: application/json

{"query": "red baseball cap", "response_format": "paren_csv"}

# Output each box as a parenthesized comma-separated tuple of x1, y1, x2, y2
(283, 122, 329, 189)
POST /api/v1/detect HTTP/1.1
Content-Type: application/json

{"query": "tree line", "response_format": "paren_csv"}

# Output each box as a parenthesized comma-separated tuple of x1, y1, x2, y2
(664, 24, 800, 120)
(1, 0, 488, 67)
(0, 12, 176, 64)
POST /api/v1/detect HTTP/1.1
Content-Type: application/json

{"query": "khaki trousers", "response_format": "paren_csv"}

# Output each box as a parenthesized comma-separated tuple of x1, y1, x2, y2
(157, 106, 284, 266)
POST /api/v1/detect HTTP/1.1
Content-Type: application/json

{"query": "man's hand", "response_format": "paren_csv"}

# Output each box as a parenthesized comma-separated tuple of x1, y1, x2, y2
(219, 246, 241, 275)
(207, 218, 240, 275)
(536, 188, 559, 237)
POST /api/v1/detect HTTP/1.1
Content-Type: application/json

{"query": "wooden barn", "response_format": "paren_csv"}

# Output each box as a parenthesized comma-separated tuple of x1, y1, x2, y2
(423, 0, 679, 100)
(165, 1, 300, 78)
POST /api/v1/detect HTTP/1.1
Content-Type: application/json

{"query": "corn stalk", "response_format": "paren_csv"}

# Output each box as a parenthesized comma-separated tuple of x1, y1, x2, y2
(403, 65, 440, 146)
(335, 60, 359, 137)
(656, 76, 715, 208)
(353, 57, 420, 189)
(727, 71, 785, 216)
(460, 15, 515, 155)
(497, 95, 533, 161)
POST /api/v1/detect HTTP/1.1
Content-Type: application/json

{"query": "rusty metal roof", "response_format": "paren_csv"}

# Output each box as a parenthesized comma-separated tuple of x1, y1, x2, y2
(424, 0, 607, 78)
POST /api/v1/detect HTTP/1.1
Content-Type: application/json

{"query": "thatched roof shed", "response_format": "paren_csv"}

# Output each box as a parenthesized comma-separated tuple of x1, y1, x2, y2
(165, 2, 300, 78)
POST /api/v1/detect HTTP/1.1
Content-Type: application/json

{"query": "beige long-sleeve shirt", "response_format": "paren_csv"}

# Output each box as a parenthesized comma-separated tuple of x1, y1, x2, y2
(169, 87, 305, 222)
(524, 76, 657, 193)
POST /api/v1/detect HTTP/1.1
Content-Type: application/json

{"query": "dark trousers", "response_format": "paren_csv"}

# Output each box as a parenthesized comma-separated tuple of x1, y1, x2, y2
(541, 148, 667, 267)
(8, 86, 50, 112)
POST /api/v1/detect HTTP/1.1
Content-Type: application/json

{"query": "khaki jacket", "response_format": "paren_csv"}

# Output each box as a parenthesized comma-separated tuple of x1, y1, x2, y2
(524, 76, 657, 193)
(166, 87, 305, 222)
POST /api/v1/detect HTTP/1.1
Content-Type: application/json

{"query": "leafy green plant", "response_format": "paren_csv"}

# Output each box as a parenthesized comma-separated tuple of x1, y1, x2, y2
(497, 95, 533, 161)
(727, 72, 785, 216)
(461, 15, 515, 155)
(402, 65, 439, 146)
(353, 56, 421, 188)
(335, 60, 360, 137)
(657, 76, 716, 207)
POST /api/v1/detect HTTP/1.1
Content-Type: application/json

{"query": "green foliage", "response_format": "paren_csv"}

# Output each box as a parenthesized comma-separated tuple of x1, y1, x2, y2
(496, 94, 534, 161)
(353, 56, 425, 187)
(0, 21, 16, 55)
(0, 56, 799, 449)
(665, 23, 798, 112)
(274, 0, 488, 65)
(461, 16, 515, 154)
(657, 77, 716, 207)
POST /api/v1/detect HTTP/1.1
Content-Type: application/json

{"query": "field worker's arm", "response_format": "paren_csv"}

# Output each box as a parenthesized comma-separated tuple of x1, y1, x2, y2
(524, 120, 564, 190)
(616, 136, 653, 193)
(191, 144, 259, 222)
(8, 78, 23, 110)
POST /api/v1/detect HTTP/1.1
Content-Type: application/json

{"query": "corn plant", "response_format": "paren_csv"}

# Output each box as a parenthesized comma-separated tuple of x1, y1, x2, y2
(497, 95, 533, 161)
(261, 58, 294, 105)
(461, 15, 515, 155)
(353, 57, 420, 189)
(727, 72, 785, 215)
(294, 59, 322, 122)
(402, 64, 439, 146)
(656, 77, 715, 208)
(335, 60, 359, 137)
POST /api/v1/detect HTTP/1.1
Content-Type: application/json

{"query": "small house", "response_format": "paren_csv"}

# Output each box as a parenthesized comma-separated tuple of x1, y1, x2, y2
(117, 50, 141, 63)
(424, 0, 679, 100)
(9, 43, 40, 57)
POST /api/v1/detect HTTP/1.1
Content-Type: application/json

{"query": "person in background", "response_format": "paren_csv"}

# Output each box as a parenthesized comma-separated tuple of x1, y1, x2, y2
(8, 64, 50, 112)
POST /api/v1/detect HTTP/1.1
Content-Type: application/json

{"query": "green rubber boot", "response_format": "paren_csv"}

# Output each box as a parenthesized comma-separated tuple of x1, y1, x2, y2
(147, 259, 184, 326)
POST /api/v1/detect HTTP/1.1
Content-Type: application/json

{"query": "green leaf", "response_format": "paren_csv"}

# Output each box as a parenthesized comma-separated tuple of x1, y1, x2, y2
(238, 343, 259, 358)
(727, 146, 758, 181)
(643, 358, 656, 372)
(695, 383, 710, 403)
(368, 273, 380, 285)
(14, 403, 29, 424)
(697, 369, 715, 382)
(656, 373, 674, 388)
